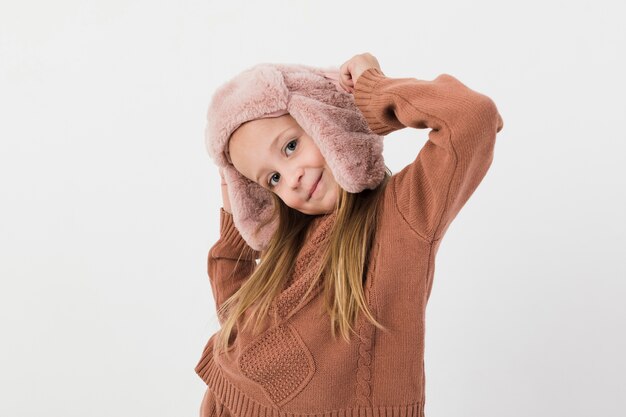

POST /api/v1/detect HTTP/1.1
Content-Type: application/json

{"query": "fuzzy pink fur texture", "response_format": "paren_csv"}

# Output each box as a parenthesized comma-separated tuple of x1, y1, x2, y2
(205, 63, 385, 251)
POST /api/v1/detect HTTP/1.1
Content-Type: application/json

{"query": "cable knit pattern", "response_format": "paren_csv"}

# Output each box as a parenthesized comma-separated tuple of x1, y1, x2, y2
(355, 318, 375, 407)
(196, 68, 504, 416)
(354, 244, 378, 408)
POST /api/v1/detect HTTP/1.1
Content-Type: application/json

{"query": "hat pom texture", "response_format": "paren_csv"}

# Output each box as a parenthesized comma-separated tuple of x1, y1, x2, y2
(205, 63, 385, 251)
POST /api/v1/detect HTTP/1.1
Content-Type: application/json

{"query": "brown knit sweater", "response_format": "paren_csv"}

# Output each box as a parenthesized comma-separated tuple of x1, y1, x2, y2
(195, 68, 504, 416)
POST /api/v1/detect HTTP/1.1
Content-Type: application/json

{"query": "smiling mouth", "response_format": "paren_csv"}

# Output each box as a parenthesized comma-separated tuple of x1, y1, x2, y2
(308, 173, 322, 200)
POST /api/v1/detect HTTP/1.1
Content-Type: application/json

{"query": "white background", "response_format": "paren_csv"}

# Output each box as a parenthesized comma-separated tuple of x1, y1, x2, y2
(1, 0, 625, 416)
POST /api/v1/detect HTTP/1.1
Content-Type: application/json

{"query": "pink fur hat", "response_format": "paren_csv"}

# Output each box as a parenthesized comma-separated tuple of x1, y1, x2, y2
(205, 62, 385, 251)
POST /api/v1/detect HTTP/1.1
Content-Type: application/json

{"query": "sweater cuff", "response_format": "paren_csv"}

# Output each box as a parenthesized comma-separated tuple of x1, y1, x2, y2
(217, 207, 261, 260)
(353, 68, 395, 135)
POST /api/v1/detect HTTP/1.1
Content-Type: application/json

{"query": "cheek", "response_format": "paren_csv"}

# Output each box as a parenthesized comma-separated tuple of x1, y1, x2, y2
(278, 192, 298, 210)
(314, 149, 327, 165)
(303, 140, 324, 162)
(328, 183, 340, 205)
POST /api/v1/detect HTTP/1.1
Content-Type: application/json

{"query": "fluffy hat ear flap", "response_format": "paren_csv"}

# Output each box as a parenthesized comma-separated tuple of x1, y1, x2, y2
(288, 96, 386, 193)
(222, 164, 277, 251)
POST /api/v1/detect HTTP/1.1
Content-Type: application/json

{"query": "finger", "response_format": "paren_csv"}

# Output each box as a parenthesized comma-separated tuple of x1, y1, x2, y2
(340, 62, 350, 77)
(342, 74, 352, 84)
(340, 64, 352, 80)
(341, 74, 354, 88)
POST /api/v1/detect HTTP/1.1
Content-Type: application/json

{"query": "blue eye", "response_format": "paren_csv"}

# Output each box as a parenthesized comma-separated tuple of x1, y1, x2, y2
(268, 139, 298, 188)
(285, 139, 297, 154)
(269, 172, 280, 188)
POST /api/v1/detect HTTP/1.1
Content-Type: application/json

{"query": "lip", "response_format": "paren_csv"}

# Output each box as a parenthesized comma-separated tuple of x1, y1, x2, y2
(308, 172, 322, 200)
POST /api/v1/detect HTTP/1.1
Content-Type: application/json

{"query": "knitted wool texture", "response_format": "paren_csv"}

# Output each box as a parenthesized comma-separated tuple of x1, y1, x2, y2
(239, 212, 336, 406)
(205, 63, 385, 251)
(196, 67, 506, 415)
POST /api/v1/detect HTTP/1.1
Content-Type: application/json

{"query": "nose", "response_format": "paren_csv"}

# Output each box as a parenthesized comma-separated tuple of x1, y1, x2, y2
(286, 166, 304, 189)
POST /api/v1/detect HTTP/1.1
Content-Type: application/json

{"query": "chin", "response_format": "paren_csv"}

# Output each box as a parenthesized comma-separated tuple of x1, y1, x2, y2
(288, 194, 338, 216)
(294, 205, 329, 216)
(315, 203, 337, 215)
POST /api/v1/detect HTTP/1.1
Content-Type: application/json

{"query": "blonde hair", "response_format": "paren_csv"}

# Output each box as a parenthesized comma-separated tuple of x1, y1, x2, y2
(214, 167, 393, 354)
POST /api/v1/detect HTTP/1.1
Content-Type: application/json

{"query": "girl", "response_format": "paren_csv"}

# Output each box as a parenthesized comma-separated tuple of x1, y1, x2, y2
(196, 53, 504, 417)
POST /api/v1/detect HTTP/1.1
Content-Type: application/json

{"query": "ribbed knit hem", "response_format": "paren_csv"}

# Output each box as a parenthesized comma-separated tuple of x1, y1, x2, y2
(196, 351, 425, 417)
(217, 207, 261, 260)
(353, 68, 398, 136)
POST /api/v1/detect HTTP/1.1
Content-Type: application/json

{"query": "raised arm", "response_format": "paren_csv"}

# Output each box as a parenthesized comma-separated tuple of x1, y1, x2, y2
(354, 68, 504, 242)
(207, 207, 260, 325)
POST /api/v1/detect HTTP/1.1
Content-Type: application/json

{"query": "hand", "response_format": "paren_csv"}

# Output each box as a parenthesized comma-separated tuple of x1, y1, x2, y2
(219, 168, 232, 214)
(339, 52, 383, 94)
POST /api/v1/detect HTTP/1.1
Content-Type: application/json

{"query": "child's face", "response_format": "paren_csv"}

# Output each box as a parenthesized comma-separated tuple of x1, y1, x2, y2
(228, 114, 339, 215)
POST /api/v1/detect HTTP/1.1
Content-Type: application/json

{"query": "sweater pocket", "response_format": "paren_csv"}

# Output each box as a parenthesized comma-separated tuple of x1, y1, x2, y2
(238, 322, 315, 407)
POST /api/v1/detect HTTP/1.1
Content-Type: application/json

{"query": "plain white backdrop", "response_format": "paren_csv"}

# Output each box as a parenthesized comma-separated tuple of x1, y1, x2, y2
(1, 0, 624, 416)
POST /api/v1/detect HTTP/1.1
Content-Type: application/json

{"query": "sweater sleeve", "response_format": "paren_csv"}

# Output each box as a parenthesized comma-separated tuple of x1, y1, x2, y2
(207, 207, 261, 325)
(353, 68, 504, 242)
